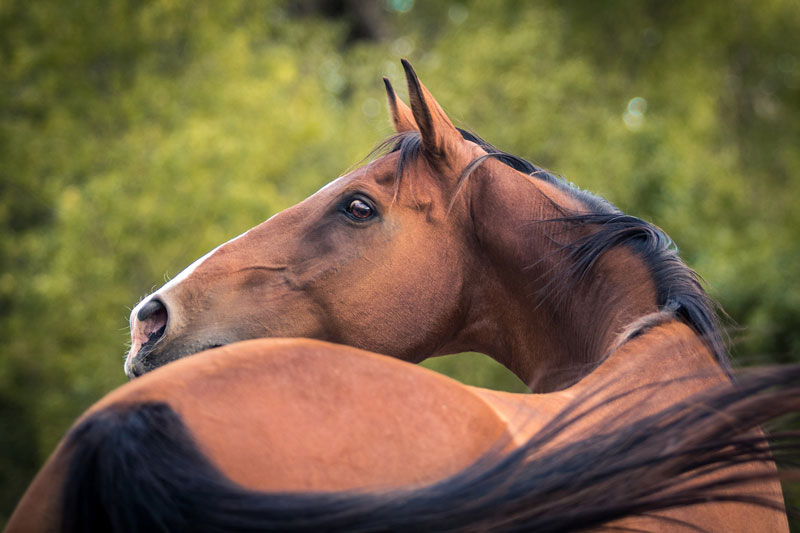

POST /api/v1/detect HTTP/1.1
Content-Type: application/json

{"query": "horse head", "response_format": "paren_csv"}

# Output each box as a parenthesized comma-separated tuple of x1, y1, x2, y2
(126, 61, 498, 378)
(128, 60, 719, 394)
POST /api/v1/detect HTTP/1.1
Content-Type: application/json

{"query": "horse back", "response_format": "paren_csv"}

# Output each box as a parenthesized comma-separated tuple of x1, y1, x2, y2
(6, 338, 510, 531)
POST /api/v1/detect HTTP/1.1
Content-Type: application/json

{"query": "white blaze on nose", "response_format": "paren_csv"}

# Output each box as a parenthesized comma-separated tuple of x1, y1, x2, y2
(129, 228, 252, 328)
(160, 228, 252, 292)
(315, 176, 343, 195)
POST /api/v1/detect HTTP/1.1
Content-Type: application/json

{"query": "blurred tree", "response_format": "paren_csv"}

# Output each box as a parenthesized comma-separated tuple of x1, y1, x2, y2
(1, 0, 798, 526)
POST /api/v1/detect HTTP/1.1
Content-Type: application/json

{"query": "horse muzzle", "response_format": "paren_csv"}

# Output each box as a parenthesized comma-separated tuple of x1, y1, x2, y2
(126, 297, 169, 379)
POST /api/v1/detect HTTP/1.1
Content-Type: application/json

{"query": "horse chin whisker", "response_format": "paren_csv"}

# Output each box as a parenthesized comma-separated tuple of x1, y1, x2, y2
(185, 342, 229, 358)
(202, 343, 226, 352)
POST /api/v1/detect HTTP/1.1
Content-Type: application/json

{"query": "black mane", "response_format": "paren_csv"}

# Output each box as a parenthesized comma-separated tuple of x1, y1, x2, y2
(60, 366, 800, 531)
(377, 130, 731, 373)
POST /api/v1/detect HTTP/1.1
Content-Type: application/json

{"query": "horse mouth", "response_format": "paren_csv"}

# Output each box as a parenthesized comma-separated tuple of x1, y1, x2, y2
(136, 325, 166, 360)
(135, 338, 227, 369)
(128, 334, 229, 379)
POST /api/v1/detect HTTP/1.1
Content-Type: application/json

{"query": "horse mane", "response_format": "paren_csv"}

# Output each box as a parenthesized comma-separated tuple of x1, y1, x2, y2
(372, 130, 731, 375)
(59, 365, 800, 531)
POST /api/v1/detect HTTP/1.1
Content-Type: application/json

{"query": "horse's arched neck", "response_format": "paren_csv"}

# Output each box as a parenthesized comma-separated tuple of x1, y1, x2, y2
(458, 161, 659, 392)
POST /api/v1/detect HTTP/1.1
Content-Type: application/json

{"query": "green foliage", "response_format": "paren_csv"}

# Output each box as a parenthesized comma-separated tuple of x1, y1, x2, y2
(1, 0, 799, 525)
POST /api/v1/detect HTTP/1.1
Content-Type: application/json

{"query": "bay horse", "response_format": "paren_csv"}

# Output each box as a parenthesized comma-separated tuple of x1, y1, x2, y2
(114, 59, 789, 528)
(7, 338, 800, 532)
(6, 61, 795, 531)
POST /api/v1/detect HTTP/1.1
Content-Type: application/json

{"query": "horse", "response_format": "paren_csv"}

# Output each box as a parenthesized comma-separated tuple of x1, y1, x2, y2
(6, 60, 794, 531)
(111, 59, 789, 528)
(7, 338, 800, 532)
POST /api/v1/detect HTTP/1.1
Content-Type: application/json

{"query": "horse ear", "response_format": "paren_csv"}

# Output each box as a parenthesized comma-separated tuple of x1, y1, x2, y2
(401, 59, 462, 159)
(383, 77, 417, 133)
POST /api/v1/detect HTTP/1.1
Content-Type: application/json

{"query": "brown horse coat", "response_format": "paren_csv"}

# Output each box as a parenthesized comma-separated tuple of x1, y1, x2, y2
(7, 61, 792, 531)
(8, 323, 791, 531)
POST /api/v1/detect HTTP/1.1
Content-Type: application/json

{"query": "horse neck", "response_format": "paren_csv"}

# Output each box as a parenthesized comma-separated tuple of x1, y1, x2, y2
(470, 319, 730, 449)
(462, 160, 659, 392)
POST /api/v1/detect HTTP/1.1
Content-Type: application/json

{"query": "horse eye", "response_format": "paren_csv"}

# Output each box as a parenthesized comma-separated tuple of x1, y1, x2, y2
(347, 199, 374, 220)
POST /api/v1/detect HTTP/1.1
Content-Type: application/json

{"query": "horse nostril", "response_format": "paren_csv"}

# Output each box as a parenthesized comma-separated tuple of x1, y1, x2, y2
(136, 298, 168, 346)
(138, 299, 165, 322)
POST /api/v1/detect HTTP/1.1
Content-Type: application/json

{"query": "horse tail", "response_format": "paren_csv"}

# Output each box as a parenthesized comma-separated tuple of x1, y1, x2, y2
(60, 366, 800, 533)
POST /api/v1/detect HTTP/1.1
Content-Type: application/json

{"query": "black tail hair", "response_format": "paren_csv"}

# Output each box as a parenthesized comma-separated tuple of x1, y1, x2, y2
(61, 366, 800, 533)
